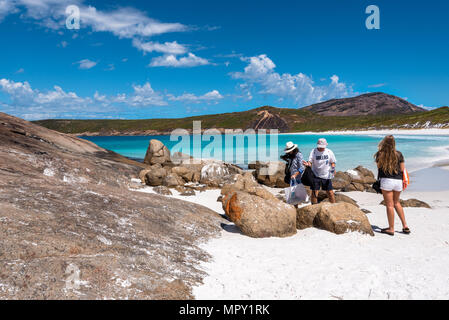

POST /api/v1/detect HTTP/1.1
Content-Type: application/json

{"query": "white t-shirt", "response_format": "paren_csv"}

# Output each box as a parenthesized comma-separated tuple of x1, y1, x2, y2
(308, 148, 337, 179)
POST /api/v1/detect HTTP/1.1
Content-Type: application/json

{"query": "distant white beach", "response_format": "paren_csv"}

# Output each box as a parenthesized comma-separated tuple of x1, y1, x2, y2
(286, 128, 449, 136)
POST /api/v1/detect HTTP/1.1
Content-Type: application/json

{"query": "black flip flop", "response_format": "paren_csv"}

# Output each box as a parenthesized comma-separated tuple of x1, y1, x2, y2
(381, 228, 394, 236)
(402, 227, 411, 234)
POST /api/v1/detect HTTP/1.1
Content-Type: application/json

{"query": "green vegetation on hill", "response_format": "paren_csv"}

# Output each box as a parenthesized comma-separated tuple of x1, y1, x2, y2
(33, 106, 449, 135)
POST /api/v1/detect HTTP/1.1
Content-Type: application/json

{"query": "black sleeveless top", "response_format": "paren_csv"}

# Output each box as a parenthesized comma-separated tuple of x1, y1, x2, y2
(377, 151, 404, 180)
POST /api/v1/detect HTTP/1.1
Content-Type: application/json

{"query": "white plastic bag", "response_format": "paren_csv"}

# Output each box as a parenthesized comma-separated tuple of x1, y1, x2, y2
(285, 179, 309, 205)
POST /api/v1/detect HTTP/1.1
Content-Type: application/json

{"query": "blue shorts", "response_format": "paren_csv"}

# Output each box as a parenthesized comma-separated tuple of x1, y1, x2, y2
(311, 177, 333, 191)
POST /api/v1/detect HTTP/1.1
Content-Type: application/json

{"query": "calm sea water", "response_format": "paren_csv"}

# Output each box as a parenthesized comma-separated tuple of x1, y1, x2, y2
(81, 134, 449, 172)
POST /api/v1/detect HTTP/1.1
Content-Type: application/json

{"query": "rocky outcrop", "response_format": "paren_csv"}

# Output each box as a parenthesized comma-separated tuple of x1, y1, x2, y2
(0, 112, 225, 299)
(314, 203, 374, 236)
(143, 139, 171, 165)
(200, 161, 238, 188)
(332, 171, 352, 190)
(296, 203, 323, 230)
(296, 202, 374, 236)
(163, 172, 184, 187)
(249, 110, 289, 133)
(221, 172, 277, 201)
(140, 139, 242, 190)
(143, 164, 167, 186)
(153, 186, 173, 196)
(332, 166, 377, 193)
(380, 198, 431, 209)
(222, 191, 297, 238)
(220, 171, 296, 238)
(303, 92, 425, 116)
(316, 191, 359, 207)
(253, 161, 289, 188)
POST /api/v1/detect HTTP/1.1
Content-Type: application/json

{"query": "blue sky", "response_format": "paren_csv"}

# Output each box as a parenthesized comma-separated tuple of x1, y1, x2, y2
(0, 0, 448, 120)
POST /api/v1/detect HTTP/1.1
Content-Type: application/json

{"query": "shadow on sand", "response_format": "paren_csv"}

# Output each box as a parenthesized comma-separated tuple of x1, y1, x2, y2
(220, 223, 243, 235)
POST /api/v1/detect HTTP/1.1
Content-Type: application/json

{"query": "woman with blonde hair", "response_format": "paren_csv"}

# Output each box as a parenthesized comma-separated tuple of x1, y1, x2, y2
(375, 135, 410, 236)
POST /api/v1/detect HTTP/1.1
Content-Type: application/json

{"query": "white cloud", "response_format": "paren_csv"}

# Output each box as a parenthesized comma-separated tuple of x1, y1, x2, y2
(127, 82, 167, 107)
(80, 5, 187, 39)
(75, 59, 97, 70)
(132, 38, 187, 55)
(235, 83, 253, 101)
(232, 54, 354, 106)
(150, 53, 210, 68)
(368, 83, 387, 88)
(168, 90, 223, 104)
(94, 91, 107, 102)
(0, 78, 90, 109)
(15, 68, 25, 74)
(0, 78, 170, 119)
(0, 0, 18, 21)
(2, 1, 217, 69)
(4, 1, 187, 38)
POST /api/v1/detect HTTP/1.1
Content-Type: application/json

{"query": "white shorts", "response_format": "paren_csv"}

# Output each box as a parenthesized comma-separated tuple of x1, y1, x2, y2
(380, 178, 403, 192)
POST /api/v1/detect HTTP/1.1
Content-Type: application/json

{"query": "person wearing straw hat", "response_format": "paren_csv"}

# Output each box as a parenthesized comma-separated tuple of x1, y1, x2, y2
(304, 138, 336, 204)
(281, 141, 305, 185)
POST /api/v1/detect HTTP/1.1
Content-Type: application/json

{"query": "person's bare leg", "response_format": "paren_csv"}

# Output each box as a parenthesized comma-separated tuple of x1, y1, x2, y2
(311, 190, 318, 204)
(382, 190, 395, 232)
(393, 191, 408, 229)
(327, 190, 336, 203)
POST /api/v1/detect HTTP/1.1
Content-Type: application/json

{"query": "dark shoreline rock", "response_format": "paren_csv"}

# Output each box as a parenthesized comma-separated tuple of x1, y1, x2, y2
(0, 112, 226, 299)
(380, 198, 431, 209)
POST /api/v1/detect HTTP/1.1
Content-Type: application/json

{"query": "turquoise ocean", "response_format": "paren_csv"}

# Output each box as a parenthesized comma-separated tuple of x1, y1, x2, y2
(82, 134, 449, 173)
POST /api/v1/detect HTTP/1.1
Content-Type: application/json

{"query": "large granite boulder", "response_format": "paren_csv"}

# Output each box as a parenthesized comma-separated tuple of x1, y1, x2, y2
(143, 164, 167, 186)
(343, 182, 365, 192)
(139, 168, 151, 184)
(254, 161, 289, 188)
(347, 169, 376, 185)
(314, 203, 374, 236)
(317, 191, 359, 207)
(163, 172, 184, 187)
(332, 171, 352, 190)
(355, 166, 375, 179)
(296, 202, 374, 236)
(333, 166, 376, 192)
(0, 112, 226, 299)
(296, 203, 324, 230)
(222, 191, 297, 238)
(221, 172, 276, 201)
(200, 160, 241, 187)
(144, 139, 171, 165)
(172, 165, 201, 183)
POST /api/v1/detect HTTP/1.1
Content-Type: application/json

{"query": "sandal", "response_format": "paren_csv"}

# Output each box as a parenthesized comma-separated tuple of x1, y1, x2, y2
(381, 228, 394, 236)
(402, 227, 411, 234)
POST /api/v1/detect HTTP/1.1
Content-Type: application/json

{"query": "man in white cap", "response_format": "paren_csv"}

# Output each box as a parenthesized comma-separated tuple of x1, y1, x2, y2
(304, 138, 336, 204)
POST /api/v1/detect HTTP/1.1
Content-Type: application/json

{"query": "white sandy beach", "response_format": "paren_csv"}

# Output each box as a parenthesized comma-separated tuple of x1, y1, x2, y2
(135, 164, 449, 300)
(286, 128, 449, 136)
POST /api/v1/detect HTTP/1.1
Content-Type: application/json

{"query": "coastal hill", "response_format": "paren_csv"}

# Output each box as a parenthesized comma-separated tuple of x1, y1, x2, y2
(302, 92, 425, 116)
(33, 93, 449, 135)
(0, 112, 225, 299)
